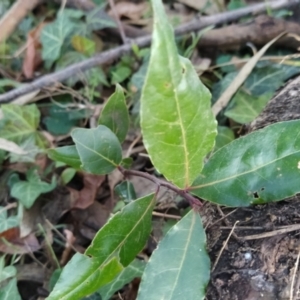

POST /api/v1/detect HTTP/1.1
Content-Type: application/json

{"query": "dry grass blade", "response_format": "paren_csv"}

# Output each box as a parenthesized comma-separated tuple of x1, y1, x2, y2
(212, 32, 287, 116)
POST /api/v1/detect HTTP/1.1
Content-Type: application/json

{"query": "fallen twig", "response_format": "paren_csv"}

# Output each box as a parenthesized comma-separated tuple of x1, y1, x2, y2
(0, 0, 298, 104)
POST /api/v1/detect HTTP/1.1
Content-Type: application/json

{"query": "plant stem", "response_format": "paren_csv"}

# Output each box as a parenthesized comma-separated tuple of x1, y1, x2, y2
(117, 166, 202, 208)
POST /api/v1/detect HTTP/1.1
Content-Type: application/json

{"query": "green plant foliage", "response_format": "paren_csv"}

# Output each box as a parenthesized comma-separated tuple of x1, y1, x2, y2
(43, 102, 89, 136)
(98, 84, 129, 143)
(0, 206, 19, 233)
(71, 35, 96, 56)
(140, 0, 217, 189)
(56, 52, 108, 87)
(137, 210, 210, 300)
(72, 125, 122, 174)
(212, 63, 300, 119)
(114, 181, 137, 203)
(48, 145, 81, 169)
(214, 126, 235, 151)
(48, 193, 155, 300)
(0, 258, 21, 300)
(40, 12, 76, 62)
(0, 104, 47, 148)
(9, 136, 40, 163)
(224, 91, 272, 124)
(0, 79, 20, 93)
(11, 169, 56, 209)
(60, 168, 76, 185)
(97, 259, 146, 300)
(244, 63, 300, 96)
(85, 6, 116, 31)
(192, 120, 300, 206)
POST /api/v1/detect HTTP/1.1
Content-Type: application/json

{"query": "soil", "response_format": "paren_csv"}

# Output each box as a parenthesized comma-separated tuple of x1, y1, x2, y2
(203, 197, 300, 300)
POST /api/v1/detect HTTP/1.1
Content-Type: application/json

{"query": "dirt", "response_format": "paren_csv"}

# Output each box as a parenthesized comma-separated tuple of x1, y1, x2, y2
(203, 196, 300, 300)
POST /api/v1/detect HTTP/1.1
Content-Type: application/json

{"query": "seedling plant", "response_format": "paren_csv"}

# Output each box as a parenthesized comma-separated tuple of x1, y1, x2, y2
(47, 0, 300, 299)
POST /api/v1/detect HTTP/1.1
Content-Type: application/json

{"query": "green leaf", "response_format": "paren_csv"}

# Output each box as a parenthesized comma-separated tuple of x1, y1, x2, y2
(0, 260, 21, 300)
(0, 207, 19, 233)
(71, 35, 96, 56)
(98, 259, 146, 300)
(86, 6, 116, 31)
(61, 168, 76, 185)
(0, 79, 20, 93)
(56, 52, 108, 87)
(114, 181, 137, 203)
(191, 120, 300, 206)
(214, 126, 235, 151)
(244, 63, 300, 96)
(9, 136, 40, 163)
(111, 66, 132, 84)
(48, 193, 155, 300)
(11, 169, 56, 209)
(0, 278, 21, 300)
(72, 125, 122, 175)
(40, 12, 76, 62)
(98, 84, 129, 143)
(43, 102, 89, 136)
(224, 91, 272, 124)
(48, 254, 123, 300)
(140, 0, 217, 189)
(137, 210, 210, 300)
(48, 145, 81, 169)
(0, 104, 47, 148)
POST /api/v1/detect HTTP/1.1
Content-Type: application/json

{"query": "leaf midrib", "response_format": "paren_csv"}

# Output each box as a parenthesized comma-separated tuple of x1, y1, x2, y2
(191, 149, 300, 189)
(156, 19, 189, 187)
(60, 195, 154, 299)
(73, 138, 118, 167)
(168, 212, 195, 300)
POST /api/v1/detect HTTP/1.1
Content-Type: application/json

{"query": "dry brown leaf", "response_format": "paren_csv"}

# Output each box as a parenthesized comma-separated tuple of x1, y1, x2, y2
(71, 201, 111, 240)
(69, 173, 105, 209)
(0, 227, 40, 254)
(22, 22, 46, 78)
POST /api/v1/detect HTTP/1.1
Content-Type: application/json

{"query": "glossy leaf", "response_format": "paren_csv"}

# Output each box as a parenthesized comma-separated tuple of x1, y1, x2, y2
(72, 125, 122, 174)
(191, 120, 300, 206)
(98, 85, 129, 143)
(0, 104, 47, 148)
(48, 145, 81, 169)
(114, 181, 137, 203)
(48, 193, 155, 300)
(137, 210, 210, 300)
(98, 259, 145, 300)
(140, 0, 217, 189)
(11, 169, 56, 209)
